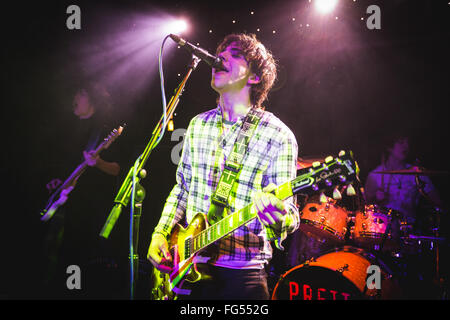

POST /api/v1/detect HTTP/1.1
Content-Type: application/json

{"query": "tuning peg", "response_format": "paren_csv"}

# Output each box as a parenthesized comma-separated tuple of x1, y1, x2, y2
(346, 183, 356, 196)
(312, 161, 321, 168)
(320, 192, 328, 203)
(339, 150, 346, 157)
(325, 156, 333, 163)
(333, 187, 342, 200)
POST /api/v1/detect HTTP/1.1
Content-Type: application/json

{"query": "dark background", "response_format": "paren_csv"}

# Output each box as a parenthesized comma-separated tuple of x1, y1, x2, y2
(1, 0, 449, 299)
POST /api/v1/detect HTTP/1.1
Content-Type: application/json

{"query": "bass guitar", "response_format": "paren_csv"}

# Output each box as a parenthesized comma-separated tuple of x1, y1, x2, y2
(151, 150, 360, 300)
(40, 125, 124, 222)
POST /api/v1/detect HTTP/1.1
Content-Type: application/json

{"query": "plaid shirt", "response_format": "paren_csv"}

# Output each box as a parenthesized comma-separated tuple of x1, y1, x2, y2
(154, 106, 299, 268)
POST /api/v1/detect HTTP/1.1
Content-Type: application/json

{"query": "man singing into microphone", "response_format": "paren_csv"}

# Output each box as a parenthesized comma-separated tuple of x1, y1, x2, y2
(147, 33, 299, 299)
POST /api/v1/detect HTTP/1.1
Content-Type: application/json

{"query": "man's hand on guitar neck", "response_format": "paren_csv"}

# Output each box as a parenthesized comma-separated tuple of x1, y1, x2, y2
(253, 183, 286, 232)
(147, 233, 173, 274)
(83, 150, 120, 176)
(83, 150, 99, 167)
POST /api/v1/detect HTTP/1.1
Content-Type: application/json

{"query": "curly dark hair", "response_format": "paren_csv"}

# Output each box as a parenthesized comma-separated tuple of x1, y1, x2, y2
(216, 33, 277, 108)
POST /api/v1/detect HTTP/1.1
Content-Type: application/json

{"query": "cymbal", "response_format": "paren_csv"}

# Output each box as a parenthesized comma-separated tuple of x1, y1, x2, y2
(374, 167, 449, 176)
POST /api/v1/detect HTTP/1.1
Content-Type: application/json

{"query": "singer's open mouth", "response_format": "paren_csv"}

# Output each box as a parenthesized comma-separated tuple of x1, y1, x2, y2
(214, 69, 228, 75)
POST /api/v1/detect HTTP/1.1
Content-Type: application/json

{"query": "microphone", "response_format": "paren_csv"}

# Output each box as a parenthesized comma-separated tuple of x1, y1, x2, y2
(169, 34, 228, 72)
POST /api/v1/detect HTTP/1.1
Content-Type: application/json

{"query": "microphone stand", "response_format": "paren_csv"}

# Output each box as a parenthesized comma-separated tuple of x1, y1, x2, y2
(99, 55, 201, 299)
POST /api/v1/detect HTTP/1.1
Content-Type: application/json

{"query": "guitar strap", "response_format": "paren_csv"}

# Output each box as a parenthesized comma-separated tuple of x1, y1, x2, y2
(207, 107, 264, 224)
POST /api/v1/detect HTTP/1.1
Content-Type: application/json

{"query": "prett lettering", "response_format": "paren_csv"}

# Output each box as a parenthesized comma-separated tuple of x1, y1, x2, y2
(288, 281, 351, 300)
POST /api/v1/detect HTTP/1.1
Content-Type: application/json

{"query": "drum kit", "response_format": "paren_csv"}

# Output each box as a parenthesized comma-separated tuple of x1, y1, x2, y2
(271, 157, 448, 300)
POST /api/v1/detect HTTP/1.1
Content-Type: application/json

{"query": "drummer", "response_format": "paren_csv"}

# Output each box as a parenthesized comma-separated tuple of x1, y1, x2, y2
(364, 133, 442, 231)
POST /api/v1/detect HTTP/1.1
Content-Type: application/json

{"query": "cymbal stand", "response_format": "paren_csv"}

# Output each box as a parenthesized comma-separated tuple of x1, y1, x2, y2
(415, 178, 436, 268)
(378, 209, 395, 253)
(415, 175, 446, 298)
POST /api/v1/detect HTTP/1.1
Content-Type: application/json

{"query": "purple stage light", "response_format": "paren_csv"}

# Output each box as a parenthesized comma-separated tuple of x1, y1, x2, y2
(73, 9, 190, 111)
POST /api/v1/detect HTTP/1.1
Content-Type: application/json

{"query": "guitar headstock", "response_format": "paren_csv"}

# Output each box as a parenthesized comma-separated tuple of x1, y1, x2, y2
(103, 124, 125, 149)
(292, 150, 360, 199)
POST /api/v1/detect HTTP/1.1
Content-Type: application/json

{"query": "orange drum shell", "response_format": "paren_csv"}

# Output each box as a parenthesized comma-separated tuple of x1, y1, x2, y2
(300, 202, 349, 242)
(353, 205, 399, 249)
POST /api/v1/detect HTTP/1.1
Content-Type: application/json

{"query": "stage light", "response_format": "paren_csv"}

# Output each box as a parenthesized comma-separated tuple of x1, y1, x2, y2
(314, 0, 338, 14)
(163, 19, 188, 35)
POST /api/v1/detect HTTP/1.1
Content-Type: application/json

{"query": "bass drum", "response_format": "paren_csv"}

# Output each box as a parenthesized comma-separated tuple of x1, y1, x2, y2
(271, 246, 403, 300)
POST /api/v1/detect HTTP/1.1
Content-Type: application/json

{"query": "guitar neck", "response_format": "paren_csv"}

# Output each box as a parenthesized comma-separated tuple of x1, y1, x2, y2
(46, 142, 107, 206)
(189, 155, 358, 255)
(191, 201, 258, 255)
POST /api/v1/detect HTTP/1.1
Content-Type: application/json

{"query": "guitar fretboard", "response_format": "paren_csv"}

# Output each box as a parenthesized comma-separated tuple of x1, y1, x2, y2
(190, 203, 258, 255)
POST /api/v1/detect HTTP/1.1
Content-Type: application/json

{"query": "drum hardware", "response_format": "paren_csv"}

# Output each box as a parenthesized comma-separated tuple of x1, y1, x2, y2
(379, 208, 396, 252)
(414, 176, 446, 289)
(337, 264, 349, 273)
(303, 257, 317, 267)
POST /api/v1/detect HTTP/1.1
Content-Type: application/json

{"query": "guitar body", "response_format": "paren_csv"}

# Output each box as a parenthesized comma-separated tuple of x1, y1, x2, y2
(151, 212, 208, 300)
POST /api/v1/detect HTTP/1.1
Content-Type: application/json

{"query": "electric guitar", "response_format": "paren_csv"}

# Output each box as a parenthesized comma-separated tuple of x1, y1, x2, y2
(40, 125, 125, 222)
(151, 150, 360, 300)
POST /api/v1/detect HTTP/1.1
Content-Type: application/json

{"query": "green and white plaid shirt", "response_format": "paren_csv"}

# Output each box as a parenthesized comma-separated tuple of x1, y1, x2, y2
(154, 106, 299, 268)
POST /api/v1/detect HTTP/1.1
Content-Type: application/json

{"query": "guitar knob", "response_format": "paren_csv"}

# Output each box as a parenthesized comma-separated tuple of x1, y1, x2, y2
(332, 187, 342, 200)
(139, 169, 147, 178)
(346, 183, 356, 196)
(319, 192, 328, 203)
